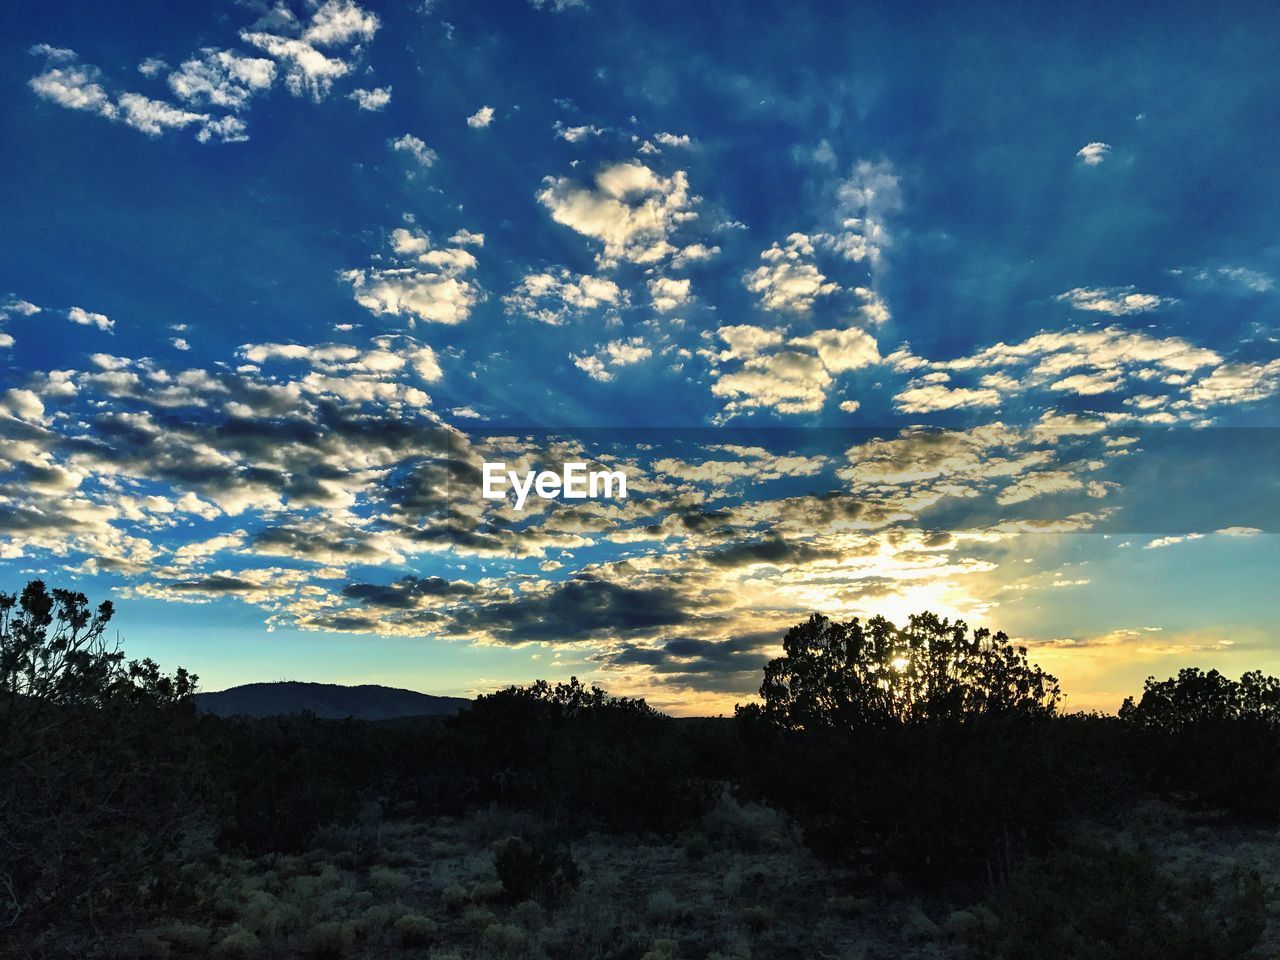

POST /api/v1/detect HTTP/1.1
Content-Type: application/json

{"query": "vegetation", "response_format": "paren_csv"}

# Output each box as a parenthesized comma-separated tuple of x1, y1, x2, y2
(4, 579, 1280, 958)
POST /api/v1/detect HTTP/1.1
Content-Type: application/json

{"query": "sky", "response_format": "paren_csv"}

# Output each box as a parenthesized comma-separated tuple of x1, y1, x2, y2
(1, 0, 1278, 714)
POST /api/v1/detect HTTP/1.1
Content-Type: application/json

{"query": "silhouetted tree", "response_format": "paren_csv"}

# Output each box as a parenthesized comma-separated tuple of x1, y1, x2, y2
(1119, 667, 1280, 730)
(1, 581, 202, 955)
(742, 611, 1060, 733)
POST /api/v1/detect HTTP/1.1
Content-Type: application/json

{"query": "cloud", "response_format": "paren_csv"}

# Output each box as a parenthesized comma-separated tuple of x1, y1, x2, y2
(714, 325, 784, 361)
(67, 306, 113, 331)
(572, 337, 652, 381)
(1175, 264, 1275, 294)
(537, 161, 702, 267)
(31, 3, 380, 143)
(504, 269, 625, 324)
(391, 133, 437, 168)
(343, 225, 483, 325)
(1077, 142, 1111, 165)
(653, 131, 692, 148)
(712, 350, 832, 414)
(648, 276, 691, 313)
(894, 377, 1001, 413)
(1057, 286, 1176, 315)
(554, 122, 603, 143)
(529, 0, 586, 10)
(167, 49, 276, 109)
(1145, 533, 1204, 549)
(890, 325, 1244, 421)
(788, 327, 880, 373)
(449, 575, 694, 645)
(240, 0, 379, 101)
(744, 233, 838, 313)
(1185, 360, 1280, 407)
(349, 86, 391, 110)
(466, 105, 495, 128)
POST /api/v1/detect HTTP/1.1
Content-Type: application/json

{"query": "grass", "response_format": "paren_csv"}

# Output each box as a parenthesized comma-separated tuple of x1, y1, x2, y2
(120, 800, 1280, 960)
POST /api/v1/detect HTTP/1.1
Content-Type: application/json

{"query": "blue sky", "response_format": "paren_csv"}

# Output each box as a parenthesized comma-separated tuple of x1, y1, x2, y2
(1, 0, 1278, 713)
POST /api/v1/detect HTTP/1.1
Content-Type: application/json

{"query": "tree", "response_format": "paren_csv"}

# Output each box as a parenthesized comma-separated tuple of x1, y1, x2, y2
(0, 580, 196, 722)
(742, 611, 1060, 732)
(1119, 667, 1280, 731)
(1, 581, 202, 951)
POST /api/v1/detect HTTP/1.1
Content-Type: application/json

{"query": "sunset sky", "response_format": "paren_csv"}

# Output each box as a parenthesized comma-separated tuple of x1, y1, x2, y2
(1, 0, 1277, 714)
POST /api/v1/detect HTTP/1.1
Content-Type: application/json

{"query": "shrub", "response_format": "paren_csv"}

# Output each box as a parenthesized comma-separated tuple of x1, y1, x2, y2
(481, 922, 528, 955)
(393, 912, 437, 947)
(211, 925, 261, 960)
(441, 883, 470, 911)
(369, 865, 411, 895)
(989, 838, 1266, 960)
(491, 834, 581, 903)
(306, 920, 356, 960)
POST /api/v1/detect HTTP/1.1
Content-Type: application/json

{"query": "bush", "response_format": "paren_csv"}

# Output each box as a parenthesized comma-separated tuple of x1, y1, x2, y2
(306, 920, 355, 959)
(392, 912, 436, 947)
(491, 834, 581, 903)
(988, 838, 1266, 960)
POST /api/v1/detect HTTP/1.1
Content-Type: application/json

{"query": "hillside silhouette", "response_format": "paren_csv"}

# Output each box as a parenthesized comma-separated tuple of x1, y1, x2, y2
(195, 681, 470, 720)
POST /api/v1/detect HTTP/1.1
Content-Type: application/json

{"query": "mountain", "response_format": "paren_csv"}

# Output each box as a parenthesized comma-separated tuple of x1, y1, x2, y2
(194, 681, 470, 721)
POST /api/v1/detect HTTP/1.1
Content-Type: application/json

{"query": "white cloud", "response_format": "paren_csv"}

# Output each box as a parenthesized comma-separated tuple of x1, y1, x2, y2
(68, 306, 113, 331)
(745, 233, 838, 313)
(788, 327, 880, 373)
(653, 131, 692, 148)
(1145, 533, 1204, 549)
(466, 105, 495, 128)
(115, 92, 209, 136)
(349, 86, 391, 111)
(529, 0, 586, 9)
(714, 325, 783, 362)
(240, 1, 378, 102)
(168, 49, 276, 110)
(537, 161, 701, 267)
(603, 337, 652, 366)
(343, 226, 482, 325)
(894, 378, 1001, 413)
(648, 276, 691, 313)
(572, 337, 652, 381)
(29, 47, 255, 143)
(712, 350, 832, 414)
(1186, 360, 1280, 407)
(391, 133, 436, 168)
(504, 269, 624, 325)
(29, 62, 113, 114)
(1077, 142, 1111, 166)
(554, 122, 603, 143)
(302, 0, 380, 45)
(1057, 286, 1175, 316)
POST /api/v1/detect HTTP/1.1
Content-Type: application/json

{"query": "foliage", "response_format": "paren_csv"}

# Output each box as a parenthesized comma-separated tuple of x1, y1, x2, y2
(989, 837, 1267, 960)
(741, 612, 1060, 733)
(1120, 667, 1280, 729)
(0, 581, 206, 956)
(1120, 668, 1280, 820)
(491, 835, 581, 904)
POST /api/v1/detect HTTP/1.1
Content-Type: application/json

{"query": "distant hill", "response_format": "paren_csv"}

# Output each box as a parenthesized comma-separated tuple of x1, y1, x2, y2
(195, 681, 470, 721)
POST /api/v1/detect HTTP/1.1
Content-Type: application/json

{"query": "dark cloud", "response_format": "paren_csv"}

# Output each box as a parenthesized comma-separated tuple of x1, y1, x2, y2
(343, 575, 476, 608)
(448, 574, 700, 644)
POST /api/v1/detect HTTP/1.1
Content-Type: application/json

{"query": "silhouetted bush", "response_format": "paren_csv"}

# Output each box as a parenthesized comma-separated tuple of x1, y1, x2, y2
(1121, 668, 1280, 820)
(491, 834, 581, 903)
